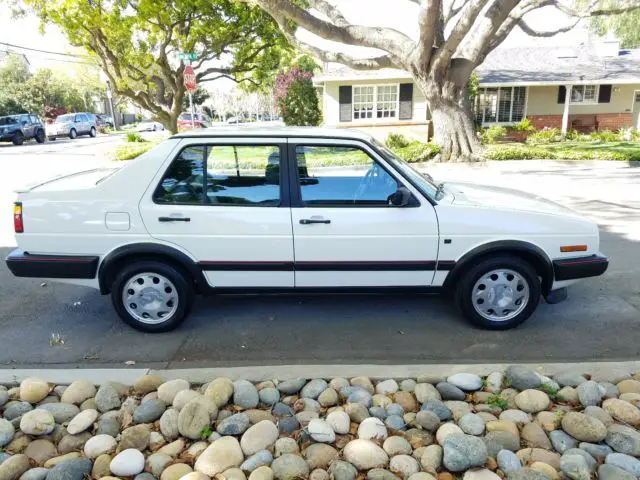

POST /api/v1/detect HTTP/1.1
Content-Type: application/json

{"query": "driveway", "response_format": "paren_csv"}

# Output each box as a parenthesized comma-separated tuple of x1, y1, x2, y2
(0, 142, 638, 368)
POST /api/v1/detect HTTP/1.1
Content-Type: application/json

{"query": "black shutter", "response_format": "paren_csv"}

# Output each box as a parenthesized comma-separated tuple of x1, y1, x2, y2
(557, 86, 566, 104)
(598, 84, 612, 103)
(399, 83, 413, 120)
(339, 86, 352, 122)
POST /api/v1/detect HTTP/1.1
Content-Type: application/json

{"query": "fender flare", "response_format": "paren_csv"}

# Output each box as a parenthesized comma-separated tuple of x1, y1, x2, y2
(98, 243, 206, 294)
(442, 240, 554, 295)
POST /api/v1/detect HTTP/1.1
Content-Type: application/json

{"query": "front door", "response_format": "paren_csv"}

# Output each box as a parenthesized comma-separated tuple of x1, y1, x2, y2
(634, 91, 640, 129)
(288, 139, 440, 287)
(20, 114, 34, 138)
(139, 137, 295, 287)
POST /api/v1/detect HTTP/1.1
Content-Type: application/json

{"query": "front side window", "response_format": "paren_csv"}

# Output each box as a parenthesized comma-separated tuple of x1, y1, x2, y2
(154, 144, 281, 206)
(29, 115, 39, 124)
(571, 85, 598, 103)
(296, 145, 399, 206)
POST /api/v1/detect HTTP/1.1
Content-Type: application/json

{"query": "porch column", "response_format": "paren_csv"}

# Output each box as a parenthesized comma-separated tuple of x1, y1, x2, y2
(561, 85, 572, 135)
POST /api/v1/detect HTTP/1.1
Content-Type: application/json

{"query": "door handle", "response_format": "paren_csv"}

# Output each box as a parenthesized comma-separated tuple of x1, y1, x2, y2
(158, 216, 191, 222)
(299, 218, 331, 225)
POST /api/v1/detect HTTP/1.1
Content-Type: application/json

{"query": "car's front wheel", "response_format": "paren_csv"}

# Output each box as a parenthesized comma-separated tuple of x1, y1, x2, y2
(89, 127, 97, 137)
(12, 132, 24, 145)
(111, 261, 194, 333)
(35, 129, 45, 143)
(455, 255, 540, 329)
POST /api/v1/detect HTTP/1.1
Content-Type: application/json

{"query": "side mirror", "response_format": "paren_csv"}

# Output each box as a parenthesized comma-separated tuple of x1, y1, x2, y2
(389, 186, 412, 207)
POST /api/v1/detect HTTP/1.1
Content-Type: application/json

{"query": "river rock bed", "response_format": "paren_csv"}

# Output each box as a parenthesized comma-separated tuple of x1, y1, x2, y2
(0, 367, 639, 480)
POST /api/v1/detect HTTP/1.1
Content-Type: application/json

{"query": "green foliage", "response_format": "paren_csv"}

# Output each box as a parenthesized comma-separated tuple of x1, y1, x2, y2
(589, 130, 621, 142)
(200, 426, 213, 441)
(487, 394, 509, 410)
(393, 141, 441, 163)
(182, 86, 210, 111)
(485, 146, 552, 160)
(278, 72, 321, 127)
(386, 133, 411, 149)
(126, 132, 147, 143)
(113, 142, 156, 160)
(525, 128, 562, 145)
(467, 71, 480, 101)
(480, 126, 507, 145)
(510, 118, 535, 132)
(484, 142, 638, 161)
(588, 0, 640, 49)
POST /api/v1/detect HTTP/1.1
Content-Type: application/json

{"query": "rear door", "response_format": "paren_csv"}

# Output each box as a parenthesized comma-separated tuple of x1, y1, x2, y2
(139, 136, 294, 288)
(288, 138, 440, 287)
(20, 115, 34, 138)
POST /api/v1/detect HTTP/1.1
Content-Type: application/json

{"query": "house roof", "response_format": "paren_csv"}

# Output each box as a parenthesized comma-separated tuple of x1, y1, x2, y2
(315, 46, 640, 86)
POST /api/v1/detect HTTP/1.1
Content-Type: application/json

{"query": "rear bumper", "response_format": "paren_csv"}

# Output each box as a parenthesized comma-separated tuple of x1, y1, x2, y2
(6, 249, 99, 279)
(553, 254, 609, 281)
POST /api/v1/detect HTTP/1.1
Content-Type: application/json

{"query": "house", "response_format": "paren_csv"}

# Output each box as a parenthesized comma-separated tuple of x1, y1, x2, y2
(314, 39, 640, 140)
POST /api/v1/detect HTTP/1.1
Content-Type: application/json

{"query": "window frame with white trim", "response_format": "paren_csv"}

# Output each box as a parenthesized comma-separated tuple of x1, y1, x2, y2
(570, 84, 599, 104)
(352, 84, 400, 122)
(474, 86, 528, 126)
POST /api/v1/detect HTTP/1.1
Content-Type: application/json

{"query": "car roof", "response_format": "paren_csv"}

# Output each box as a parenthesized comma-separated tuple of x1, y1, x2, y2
(172, 126, 375, 142)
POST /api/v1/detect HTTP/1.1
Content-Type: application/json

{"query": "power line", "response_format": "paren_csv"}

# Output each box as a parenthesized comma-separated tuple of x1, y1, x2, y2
(0, 49, 96, 66)
(0, 41, 90, 59)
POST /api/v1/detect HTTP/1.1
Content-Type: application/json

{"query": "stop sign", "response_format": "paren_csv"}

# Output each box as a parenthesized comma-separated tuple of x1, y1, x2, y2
(183, 65, 196, 92)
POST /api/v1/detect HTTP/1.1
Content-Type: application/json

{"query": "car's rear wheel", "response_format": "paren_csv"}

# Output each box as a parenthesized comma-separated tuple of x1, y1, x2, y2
(69, 129, 77, 139)
(89, 127, 97, 137)
(111, 260, 194, 333)
(455, 255, 540, 329)
(12, 132, 24, 146)
(35, 129, 45, 143)
(48, 137, 56, 141)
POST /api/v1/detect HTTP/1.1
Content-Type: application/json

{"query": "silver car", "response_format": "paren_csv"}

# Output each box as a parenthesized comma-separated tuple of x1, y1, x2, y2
(46, 113, 97, 140)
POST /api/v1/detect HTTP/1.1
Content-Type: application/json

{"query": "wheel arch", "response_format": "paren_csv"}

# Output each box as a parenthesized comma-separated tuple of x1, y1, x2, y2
(98, 243, 206, 294)
(443, 240, 554, 295)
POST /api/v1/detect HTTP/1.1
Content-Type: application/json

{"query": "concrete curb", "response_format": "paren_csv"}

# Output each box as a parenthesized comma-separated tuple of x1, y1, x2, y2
(1, 360, 639, 385)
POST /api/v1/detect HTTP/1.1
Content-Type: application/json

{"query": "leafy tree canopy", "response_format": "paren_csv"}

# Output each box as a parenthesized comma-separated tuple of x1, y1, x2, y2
(20, 0, 292, 131)
(588, 0, 640, 48)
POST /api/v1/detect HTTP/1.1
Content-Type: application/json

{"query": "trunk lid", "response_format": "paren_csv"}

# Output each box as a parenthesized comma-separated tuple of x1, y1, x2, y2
(15, 168, 119, 194)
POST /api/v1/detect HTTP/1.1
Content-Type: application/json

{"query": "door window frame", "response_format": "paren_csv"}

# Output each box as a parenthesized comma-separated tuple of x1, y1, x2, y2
(152, 141, 291, 208)
(287, 140, 420, 209)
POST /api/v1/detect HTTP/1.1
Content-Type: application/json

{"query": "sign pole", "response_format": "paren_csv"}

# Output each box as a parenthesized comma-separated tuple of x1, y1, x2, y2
(189, 91, 195, 129)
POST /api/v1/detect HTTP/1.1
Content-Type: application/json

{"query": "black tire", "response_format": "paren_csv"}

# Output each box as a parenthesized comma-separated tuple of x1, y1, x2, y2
(35, 129, 45, 143)
(69, 128, 77, 139)
(89, 127, 97, 137)
(111, 260, 194, 333)
(48, 137, 56, 141)
(12, 132, 24, 146)
(455, 254, 540, 330)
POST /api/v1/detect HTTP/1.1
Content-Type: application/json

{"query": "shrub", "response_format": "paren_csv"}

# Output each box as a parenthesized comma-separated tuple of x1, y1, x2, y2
(526, 128, 562, 145)
(484, 145, 556, 160)
(126, 132, 147, 143)
(112, 142, 155, 160)
(386, 133, 410, 149)
(510, 118, 535, 132)
(394, 140, 440, 162)
(590, 130, 621, 142)
(480, 125, 507, 144)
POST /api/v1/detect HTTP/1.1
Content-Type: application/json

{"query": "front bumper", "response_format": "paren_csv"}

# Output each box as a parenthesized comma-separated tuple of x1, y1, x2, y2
(6, 249, 99, 279)
(553, 254, 609, 281)
(0, 133, 15, 141)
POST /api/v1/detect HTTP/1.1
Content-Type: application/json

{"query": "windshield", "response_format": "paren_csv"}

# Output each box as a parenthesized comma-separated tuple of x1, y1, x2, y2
(372, 139, 439, 199)
(0, 116, 19, 125)
(55, 114, 74, 123)
(179, 113, 192, 120)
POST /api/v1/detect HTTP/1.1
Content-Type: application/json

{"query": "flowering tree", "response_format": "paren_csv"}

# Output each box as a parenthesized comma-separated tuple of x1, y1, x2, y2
(274, 60, 321, 126)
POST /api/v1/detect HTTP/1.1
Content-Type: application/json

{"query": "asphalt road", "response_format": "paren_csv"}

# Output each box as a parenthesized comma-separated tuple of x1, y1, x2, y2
(0, 137, 638, 368)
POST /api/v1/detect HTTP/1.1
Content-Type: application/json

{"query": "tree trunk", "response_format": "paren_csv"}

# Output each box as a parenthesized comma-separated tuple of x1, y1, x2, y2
(416, 78, 483, 162)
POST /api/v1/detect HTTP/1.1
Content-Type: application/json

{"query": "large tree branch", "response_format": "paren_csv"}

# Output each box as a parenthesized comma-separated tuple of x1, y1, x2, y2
(415, 0, 441, 70)
(516, 16, 581, 36)
(553, 0, 640, 17)
(239, 0, 415, 61)
(198, 74, 260, 87)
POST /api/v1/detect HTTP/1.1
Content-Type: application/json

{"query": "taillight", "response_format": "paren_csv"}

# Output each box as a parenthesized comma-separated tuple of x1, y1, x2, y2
(14, 202, 23, 233)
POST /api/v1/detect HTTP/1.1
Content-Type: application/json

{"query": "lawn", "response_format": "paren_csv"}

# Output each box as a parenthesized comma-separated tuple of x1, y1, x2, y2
(485, 141, 640, 161)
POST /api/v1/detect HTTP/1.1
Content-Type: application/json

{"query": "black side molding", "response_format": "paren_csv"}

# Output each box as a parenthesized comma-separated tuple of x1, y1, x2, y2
(553, 254, 609, 281)
(6, 249, 98, 279)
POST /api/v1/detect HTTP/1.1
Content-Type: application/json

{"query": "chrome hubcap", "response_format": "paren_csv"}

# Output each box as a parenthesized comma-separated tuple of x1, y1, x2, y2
(122, 273, 178, 324)
(472, 269, 529, 321)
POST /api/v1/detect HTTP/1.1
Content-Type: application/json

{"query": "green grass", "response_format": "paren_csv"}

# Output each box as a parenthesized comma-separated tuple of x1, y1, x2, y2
(485, 141, 640, 161)
(112, 141, 159, 161)
(487, 394, 509, 410)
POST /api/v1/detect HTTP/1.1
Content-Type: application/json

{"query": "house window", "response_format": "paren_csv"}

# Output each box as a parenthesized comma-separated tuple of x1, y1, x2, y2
(353, 86, 374, 120)
(353, 84, 398, 121)
(571, 85, 598, 103)
(475, 86, 527, 124)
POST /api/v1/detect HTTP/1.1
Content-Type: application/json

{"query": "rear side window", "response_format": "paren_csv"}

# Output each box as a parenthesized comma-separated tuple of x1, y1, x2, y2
(153, 144, 281, 206)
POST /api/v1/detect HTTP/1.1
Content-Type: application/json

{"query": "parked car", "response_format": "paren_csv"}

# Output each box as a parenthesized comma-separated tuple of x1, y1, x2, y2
(226, 115, 246, 124)
(46, 112, 97, 140)
(0, 114, 45, 145)
(96, 114, 114, 128)
(6, 127, 608, 333)
(177, 112, 211, 129)
(136, 121, 164, 132)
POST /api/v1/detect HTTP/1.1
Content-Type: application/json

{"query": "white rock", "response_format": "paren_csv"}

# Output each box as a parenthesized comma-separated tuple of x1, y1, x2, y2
(84, 434, 117, 458)
(462, 469, 501, 480)
(376, 380, 399, 395)
(358, 417, 388, 441)
(173, 390, 201, 411)
(343, 439, 389, 470)
(158, 379, 190, 404)
(485, 372, 503, 393)
(436, 423, 463, 445)
(67, 409, 98, 435)
(390, 455, 420, 479)
(240, 420, 279, 456)
(447, 374, 482, 391)
(20, 409, 55, 435)
(308, 419, 335, 444)
(195, 436, 244, 476)
(110, 449, 145, 476)
(326, 410, 350, 435)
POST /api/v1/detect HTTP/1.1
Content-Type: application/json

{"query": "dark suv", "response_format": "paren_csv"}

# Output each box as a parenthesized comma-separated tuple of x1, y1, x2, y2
(0, 114, 46, 145)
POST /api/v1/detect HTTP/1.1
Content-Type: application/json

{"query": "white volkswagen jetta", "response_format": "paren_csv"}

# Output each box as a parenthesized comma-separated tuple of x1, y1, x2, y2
(6, 127, 608, 332)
